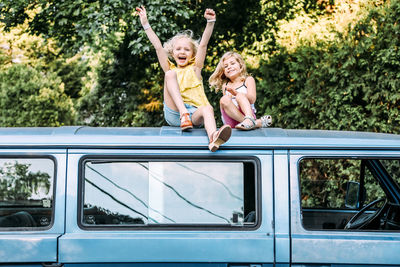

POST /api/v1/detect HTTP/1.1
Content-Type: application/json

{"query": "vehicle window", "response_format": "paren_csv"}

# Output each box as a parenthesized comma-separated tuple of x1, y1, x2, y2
(300, 158, 400, 231)
(0, 158, 54, 229)
(380, 159, 400, 186)
(81, 160, 256, 228)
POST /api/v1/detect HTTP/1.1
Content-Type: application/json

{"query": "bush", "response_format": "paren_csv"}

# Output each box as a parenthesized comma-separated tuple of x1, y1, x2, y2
(256, 0, 400, 134)
(0, 64, 75, 126)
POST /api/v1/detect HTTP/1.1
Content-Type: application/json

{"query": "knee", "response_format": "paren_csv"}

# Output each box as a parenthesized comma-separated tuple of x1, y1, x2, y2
(205, 104, 214, 114)
(235, 92, 247, 101)
(199, 105, 214, 116)
(220, 95, 232, 108)
(165, 70, 177, 80)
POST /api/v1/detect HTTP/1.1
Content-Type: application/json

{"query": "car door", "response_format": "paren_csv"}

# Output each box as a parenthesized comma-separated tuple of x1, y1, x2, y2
(59, 149, 274, 266)
(290, 150, 400, 266)
(0, 149, 66, 265)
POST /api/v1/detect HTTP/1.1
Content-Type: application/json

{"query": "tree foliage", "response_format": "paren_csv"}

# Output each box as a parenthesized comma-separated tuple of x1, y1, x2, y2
(256, 0, 400, 134)
(0, 64, 75, 126)
(0, 20, 88, 126)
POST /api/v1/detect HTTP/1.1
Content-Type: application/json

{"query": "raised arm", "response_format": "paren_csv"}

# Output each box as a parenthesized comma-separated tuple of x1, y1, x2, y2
(194, 8, 216, 71)
(136, 6, 169, 72)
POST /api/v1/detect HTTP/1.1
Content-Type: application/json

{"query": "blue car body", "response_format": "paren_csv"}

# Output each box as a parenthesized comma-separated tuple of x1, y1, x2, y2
(0, 127, 400, 267)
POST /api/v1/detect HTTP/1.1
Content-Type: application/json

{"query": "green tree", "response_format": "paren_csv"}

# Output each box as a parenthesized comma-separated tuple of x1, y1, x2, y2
(0, 20, 88, 126)
(256, 0, 400, 134)
(0, 19, 90, 100)
(0, 64, 75, 126)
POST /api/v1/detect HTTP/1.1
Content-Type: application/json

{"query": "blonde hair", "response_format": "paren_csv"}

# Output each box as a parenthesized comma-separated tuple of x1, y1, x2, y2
(209, 51, 248, 92)
(163, 30, 199, 61)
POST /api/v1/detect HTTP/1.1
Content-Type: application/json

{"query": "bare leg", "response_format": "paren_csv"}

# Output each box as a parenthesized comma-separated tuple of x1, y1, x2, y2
(220, 95, 245, 122)
(192, 105, 231, 152)
(191, 105, 217, 141)
(221, 93, 258, 128)
(235, 93, 255, 118)
(164, 70, 188, 115)
(235, 93, 258, 128)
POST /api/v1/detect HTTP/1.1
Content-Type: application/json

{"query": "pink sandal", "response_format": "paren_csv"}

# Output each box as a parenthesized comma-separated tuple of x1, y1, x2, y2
(208, 125, 232, 152)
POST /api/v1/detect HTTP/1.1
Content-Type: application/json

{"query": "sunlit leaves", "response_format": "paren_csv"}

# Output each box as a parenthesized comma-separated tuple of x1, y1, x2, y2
(0, 64, 75, 126)
(256, 0, 400, 134)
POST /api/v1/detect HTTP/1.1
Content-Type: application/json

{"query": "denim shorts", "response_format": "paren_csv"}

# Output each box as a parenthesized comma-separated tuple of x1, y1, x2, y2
(163, 103, 198, 127)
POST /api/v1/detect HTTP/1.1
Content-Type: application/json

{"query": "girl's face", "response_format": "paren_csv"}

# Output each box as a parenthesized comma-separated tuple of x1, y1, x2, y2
(172, 38, 194, 67)
(223, 56, 241, 80)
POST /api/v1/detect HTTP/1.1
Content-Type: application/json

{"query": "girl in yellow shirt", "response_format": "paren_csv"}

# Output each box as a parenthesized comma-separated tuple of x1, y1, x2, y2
(136, 6, 231, 152)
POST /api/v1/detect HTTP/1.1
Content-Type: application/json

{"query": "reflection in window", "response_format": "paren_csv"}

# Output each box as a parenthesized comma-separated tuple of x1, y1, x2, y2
(0, 158, 54, 229)
(82, 160, 256, 227)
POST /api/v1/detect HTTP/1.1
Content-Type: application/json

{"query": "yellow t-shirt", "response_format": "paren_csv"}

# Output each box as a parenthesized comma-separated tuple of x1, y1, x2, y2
(168, 60, 210, 108)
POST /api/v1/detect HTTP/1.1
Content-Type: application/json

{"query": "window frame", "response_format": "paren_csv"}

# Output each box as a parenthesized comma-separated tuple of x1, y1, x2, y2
(77, 155, 261, 231)
(291, 150, 400, 265)
(0, 155, 57, 231)
(296, 154, 400, 232)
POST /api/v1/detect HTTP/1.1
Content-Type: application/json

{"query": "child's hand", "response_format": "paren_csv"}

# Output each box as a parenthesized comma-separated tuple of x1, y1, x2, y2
(136, 6, 149, 26)
(226, 86, 237, 96)
(204, 8, 216, 21)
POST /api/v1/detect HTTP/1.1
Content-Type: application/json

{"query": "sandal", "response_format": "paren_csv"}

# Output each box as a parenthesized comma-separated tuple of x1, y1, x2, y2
(180, 113, 193, 131)
(208, 125, 232, 152)
(260, 115, 272, 127)
(235, 116, 257, 130)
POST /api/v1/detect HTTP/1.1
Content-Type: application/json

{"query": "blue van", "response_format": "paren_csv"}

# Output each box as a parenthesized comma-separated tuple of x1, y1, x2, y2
(1, 126, 400, 266)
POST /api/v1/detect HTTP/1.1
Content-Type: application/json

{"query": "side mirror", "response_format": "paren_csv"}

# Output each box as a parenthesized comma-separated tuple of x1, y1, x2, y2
(345, 181, 360, 209)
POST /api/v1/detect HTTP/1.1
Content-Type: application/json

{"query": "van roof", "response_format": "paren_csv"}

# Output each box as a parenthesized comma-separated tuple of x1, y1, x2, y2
(0, 126, 399, 150)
